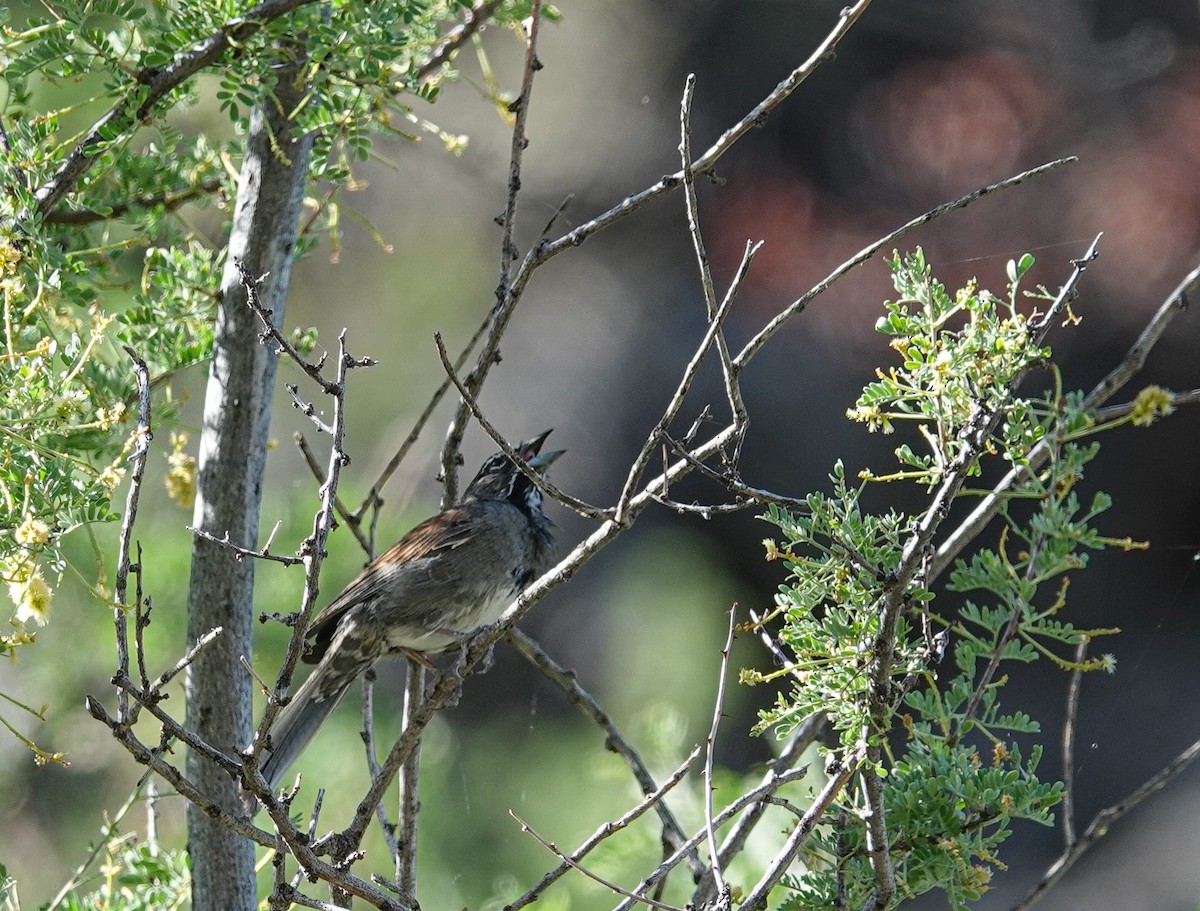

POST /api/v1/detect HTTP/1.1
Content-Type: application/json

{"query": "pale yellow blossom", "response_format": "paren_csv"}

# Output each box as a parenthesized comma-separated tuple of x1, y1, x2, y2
(14, 515, 50, 546)
(165, 432, 197, 509)
(9, 564, 52, 626)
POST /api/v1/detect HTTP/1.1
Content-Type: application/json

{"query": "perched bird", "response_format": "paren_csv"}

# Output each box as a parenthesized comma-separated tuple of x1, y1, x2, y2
(257, 431, 562, 794)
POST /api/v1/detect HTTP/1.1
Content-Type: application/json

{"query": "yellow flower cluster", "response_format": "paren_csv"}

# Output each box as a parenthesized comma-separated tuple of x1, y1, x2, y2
(165, 432, 198, 509)
(15, 514, 50, 546)
(7, 513, 54, 626)
(1130, 385, 1175, 427)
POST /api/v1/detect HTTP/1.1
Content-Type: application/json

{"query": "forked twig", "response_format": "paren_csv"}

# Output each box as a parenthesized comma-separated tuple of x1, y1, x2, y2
(612, 766, 816, 911)
(680, 74, 747, 457)
(112, 347, 153, 722)
(505, 745, 703, 910)
(614, 240, 761, 526)
(510, 811, 686, 911)
(738, 751, 864, 911)
(506, 629, 707, 881)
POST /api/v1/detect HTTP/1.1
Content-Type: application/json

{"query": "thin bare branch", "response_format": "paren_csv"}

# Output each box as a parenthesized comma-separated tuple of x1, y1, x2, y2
(285, 382, 335, 435)
(1011, 733, 1200, 911)
(397, 661, 424, 895)
(661, 432, 814, 513)
(506, 745, 703, 911)
(112, 347, 153, 722)
(614, 241, 761, 526)
(519, 0, 875, 278)
(360, 671, 402, 862)
(150, 626, 225, 698)
(645, 494, 755, 517)
(511, 811, 686, 911)
(246, 331, 358, 804)
(613, 765, 816, 911)
(1061, 635, 1088, 848)
(439, 0, 545, 505)
(679, 74, 746, 454)
(187, 526, 304, 566)
(1083, 260, 1200, 409)
(692, 713, 823, 907)
(702, 605, 738, 899)
(739, 750, 864, 911)
(507, 629, 707, 881)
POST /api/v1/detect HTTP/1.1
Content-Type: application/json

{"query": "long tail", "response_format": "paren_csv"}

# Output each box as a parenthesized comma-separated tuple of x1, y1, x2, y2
(258, 645, 373, 793)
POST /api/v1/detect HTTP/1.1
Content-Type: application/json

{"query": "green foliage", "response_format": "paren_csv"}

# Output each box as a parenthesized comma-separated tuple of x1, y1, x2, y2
(51, 845, 190, 911)
(753, 250, 1140, 909)
(0, 0, 538, 761)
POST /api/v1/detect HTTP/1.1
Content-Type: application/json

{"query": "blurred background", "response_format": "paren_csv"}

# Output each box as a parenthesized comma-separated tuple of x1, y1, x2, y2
(2, 0, 1200, 908)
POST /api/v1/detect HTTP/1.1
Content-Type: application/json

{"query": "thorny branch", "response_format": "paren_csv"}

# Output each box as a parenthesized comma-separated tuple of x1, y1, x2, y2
(438, 0, 546, 505)
(243, 327, 361, 801)
(111, 347, 153, 722)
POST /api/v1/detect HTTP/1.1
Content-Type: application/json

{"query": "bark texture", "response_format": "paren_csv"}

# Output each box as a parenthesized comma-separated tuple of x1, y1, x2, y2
(185, 50, 312, 911)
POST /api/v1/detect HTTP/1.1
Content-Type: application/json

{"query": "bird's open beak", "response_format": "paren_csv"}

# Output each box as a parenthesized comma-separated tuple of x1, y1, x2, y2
(520, 429, 564, 473)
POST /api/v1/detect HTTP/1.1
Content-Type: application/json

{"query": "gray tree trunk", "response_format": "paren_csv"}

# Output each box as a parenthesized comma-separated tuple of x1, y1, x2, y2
(185, 51, 312, 911)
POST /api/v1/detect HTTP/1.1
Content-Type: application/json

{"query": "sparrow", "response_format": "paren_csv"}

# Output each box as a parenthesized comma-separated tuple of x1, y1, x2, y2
(256, 430, 562, 794)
